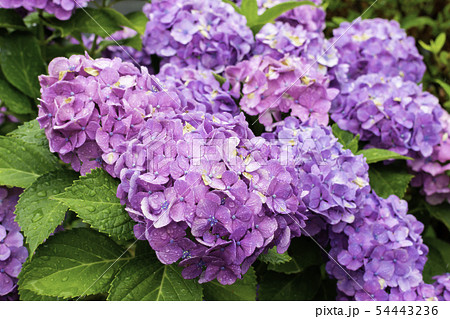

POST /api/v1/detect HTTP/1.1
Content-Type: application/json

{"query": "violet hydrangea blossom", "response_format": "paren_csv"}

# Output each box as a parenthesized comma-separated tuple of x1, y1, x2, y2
(115, 111, 307, 284)
(37, 54, 184, 177)
(330, 18, 426, 86)
(156, 63, 239, 116)
(326, 192, 430, 301)
(0, 187, 28, 300)
(330, 74, 444, 159)
(0, 0, 91, 20)
(142, 0, 254, 73)
(225, 55, 339, 128)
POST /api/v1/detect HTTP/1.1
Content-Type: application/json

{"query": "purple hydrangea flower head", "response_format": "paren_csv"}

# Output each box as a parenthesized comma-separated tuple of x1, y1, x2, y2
(331, 75, 444, 158)
(331, 18, 426, 84)
(0, 187, 28, 299)
(225, 55, 339, 128)
(115, 109, 313, 284)
(253, 21, 338, 68)
(409, 111, 450, 205)
(37, 54, 186, 177)
(142, 0, 254, 73)
(157, 63, 239, 115)
(326, 192, 430, 300)
(0, 0, 91, 20)
(433, 273, 450, 301)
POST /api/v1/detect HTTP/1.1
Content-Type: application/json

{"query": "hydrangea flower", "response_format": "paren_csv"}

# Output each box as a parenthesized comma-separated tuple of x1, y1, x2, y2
(330, 18, 426, 85)
(253, 22, 338, 70)
(330, 75, 444, 158)
(115, 111, 308, 284)
(37, 54, 184, 177)
(0, 0, 91, 20)
(326, 193, 429, 301)
(433, 273, 450, 301)
(142, 0, 254, 73)
(156, 63, 239, 115)
(409, 111, 450, 205)
(0, 106, 19, 127)
(225, 55, 339, 128)
(0, 187, 28, 300)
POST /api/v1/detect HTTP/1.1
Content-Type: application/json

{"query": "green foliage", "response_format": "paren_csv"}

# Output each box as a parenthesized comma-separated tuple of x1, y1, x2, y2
(0, 32, 45, 99)
(0, 136, 59, 188)
(425, 203, 450, 231)
(258, 266, 321, 300)
(267, 237, 323, 274)
(51, 169, 135, 241)
(0, 70, 33, 115)
(331, 124, 359, 154)
(236, 0, 316, 33)
(7, 120, 48, 147)
(44, 8, 141, 38)
(203, 267, 257, 301)
(356, 148, 412, 164)
(18, 228, 130, 298)
(0, 9, 27, 30)
(125, 11, 148, 35)
(108, 254, 203, 301)
(369, 164, 413, 199)
(258, 247, 292, 265)
(15, 170, 79, 256)
(423, 237, 450, 283)
(19, 290, 61, 301)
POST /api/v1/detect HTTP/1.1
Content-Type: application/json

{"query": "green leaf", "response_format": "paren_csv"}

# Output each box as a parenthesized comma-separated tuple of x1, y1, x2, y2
(0, 32, 45, 99)
(256, 1, 316, 25)
(15, 170, 79, 256)
(18, 228, 130, 298)
(368, 164, 413, 199)
(0, 70, 33, 115)
(419, 40, 432, 52)
(258, 247, 292, 265)
(19, 290, 61, 301)
(97, 34, 142, 54)
(259, 266, 321, 300)
(47, 8, 140, 38)
(0, 9, 26, 30)
(241, 0, 259, 25)
(435, 79, 450, 98)
(213, 73, 227, 86)
(434, 33, 446, 52)
(0, 136, 59, 188)
(426, 203, 450, 231)
(203, 267, 257, 301)
(331, 124, 359, 154)
(356, 148, 412, 164)
(125, 11, 148, 35)
(51, 169, 135, 241)
(7, 120, 48, 147)
(222, 0, 242, 13)
(108, 254, 203, 301)
(423, 237, 450, 283)
(401, 16, 436, 30)
(267, 237, 323, 274)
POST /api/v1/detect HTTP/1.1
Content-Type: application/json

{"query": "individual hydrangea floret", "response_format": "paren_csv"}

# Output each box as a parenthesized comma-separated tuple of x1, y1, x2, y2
(225, 55, 339, 128)
(330, 75, 444, 158)
(37, 54, 184, 177)
(0, 187, 28, 300)
(156, 63, 239, 115)
(331, 18, 426, 85)
(326, 193, 429, 301)
(0, 0, 91, 20)
(142, 0, 254, 73)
